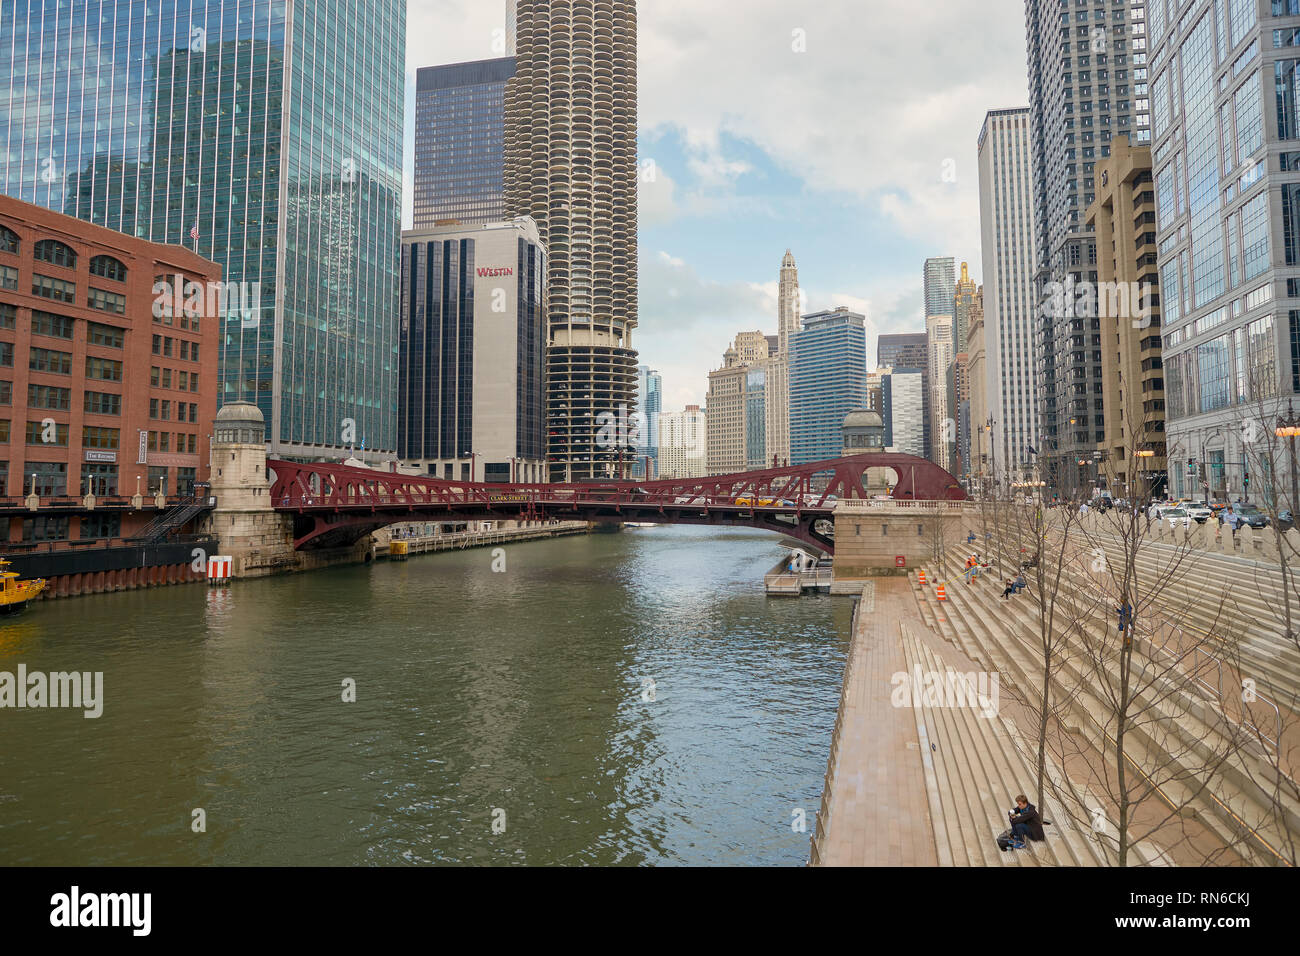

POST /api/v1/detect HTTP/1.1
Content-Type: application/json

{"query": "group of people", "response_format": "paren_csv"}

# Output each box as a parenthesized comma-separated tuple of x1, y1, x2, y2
(962, 554, 989, 584)
(1001, 573, 1028, 600)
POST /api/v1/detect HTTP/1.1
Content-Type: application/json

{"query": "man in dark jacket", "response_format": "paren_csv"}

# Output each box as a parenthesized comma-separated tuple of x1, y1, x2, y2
(1009, 795, 1045, 842)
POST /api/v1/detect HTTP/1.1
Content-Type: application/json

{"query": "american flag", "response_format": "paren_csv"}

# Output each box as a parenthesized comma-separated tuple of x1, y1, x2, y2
(189, 223, 199, 242)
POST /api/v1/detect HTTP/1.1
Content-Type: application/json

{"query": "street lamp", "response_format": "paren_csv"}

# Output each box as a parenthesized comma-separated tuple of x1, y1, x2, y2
(1276, 401, 1300, 515)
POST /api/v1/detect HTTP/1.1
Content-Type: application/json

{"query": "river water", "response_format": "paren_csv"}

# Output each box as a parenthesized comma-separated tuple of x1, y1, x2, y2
(0, 525, 850, 866)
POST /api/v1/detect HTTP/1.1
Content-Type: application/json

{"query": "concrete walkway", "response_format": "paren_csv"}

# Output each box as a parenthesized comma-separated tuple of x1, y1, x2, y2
(815, 577, 939, 865)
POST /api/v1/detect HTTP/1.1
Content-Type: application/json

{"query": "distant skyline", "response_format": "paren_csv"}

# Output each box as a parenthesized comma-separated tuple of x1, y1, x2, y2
(404, 0, 1029, 409)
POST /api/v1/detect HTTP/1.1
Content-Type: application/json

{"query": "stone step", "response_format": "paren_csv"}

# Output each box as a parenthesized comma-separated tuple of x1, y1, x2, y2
(947, 547, 1292, 865)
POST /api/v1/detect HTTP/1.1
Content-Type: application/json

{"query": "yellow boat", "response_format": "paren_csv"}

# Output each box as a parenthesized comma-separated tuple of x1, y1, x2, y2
(0, 559, 45, 615)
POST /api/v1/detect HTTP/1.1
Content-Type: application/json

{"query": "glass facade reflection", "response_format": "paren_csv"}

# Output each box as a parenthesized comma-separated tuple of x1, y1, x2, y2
(0, 0, 404, 457)
(413, 58, 515, 228)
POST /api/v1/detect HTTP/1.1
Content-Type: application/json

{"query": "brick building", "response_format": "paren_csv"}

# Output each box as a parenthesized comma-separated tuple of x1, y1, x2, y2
(0, 195, 219, 543)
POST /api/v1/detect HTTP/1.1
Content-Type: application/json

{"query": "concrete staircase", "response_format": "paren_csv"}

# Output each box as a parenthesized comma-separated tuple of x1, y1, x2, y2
(899, 623, 1113, 865)
(913, 552, 1294, 866)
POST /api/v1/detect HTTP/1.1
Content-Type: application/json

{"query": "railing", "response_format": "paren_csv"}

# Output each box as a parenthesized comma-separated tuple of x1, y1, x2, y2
(835, 499, 968, 511)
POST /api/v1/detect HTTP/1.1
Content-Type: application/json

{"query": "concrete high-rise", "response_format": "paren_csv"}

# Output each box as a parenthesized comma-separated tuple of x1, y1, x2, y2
(967, 287, 990, 489)
(505, 0, 639, 481)
(953, 262, 978, 358)
(789, 308, 867, 465)
(765, 249, 801, 466)
(979, 108, 1041, 488)
(1026, 0, 1151, 490)
(413, 58, 516, 228)
(881, 368, 926, 459)
(1086, 135, 1165, 498)
(877, 331, 930, 458)
(659, 405, 707, 479)
(397, 218, 546, 483)
(1, 0, 406, 460)
(926, 313, 954, 471)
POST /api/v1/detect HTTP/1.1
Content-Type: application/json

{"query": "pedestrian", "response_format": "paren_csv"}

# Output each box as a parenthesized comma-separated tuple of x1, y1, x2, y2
(1002, 579, 1016, 600)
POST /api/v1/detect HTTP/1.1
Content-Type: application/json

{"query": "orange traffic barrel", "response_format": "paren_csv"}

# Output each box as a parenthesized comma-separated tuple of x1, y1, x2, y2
(936, 583, 947, 601)
(918, 569, 928, 586)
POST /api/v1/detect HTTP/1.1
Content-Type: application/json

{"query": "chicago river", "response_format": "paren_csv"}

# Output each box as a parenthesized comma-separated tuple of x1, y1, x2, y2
(0, 526, 848, 866)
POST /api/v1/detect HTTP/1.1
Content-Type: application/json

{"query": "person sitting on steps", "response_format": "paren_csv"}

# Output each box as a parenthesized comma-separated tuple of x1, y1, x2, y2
(1001, 579, 1016, 600)
(1012, 572, 1027, 594)
(1008, 795, 1045, 847)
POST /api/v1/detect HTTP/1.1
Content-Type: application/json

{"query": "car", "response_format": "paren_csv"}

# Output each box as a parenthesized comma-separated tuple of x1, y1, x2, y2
(1183, 501, 1213, 523)
(1233, 505, 1270, 529)
(735, 496, 778, 507)
(1161, 508, 1191, 526)
(1277, 510, 1295, 532)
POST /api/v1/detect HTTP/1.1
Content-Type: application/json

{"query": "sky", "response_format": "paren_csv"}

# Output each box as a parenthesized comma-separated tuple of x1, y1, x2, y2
(404, 0, 1030, 412)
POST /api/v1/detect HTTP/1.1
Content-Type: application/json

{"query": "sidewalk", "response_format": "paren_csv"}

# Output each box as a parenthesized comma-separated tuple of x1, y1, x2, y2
(815, 577, 939, 865)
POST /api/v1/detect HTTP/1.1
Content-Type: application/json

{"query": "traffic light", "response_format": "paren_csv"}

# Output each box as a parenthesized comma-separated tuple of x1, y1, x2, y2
(1187, 458, 1195, 472)
(1244, 471, 1250, 492)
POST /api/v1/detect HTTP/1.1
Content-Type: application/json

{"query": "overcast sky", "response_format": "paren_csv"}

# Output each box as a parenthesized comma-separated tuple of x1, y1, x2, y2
(405, 0, 1029, 411)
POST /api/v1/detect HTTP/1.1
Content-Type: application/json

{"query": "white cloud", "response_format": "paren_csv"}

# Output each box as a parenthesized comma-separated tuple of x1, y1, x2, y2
(639, 0, 1028, 259)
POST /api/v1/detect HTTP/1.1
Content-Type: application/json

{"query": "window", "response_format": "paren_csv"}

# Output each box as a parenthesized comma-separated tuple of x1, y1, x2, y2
(0, 343, 12, 368)
(26, 420, 69, 446)
(0, 381, 10, 405)
(31, 273, 75, 303)
(0, 265, 15, 291)
(22, 516, 69, 541)
(31, 310, 74, 340)
(81, 463, 118, 497)
(80, 513, 121, 539)
(89, 255, 126, 282)
(162, 368, 171, 388)
(150, 367, 160, 387)
(163, 337, 173, 357)
(85, 357, 122, 382)
(82, 427, 119, 450)
(0, 226, 17, 255)
(27, 384, 70, 411)
(179, 371, 188, 390)
(84, 391, 121, 416)
(25, 461, 67, 496)
(0, 419, 8, 442)
(32, 239, 76, 269)
(0, 303, 14, 330)
(87, 288, 126, 314)
(87, 322, 123, 348)
(29, 347, 72, 375)
(190, 373, 198, 393)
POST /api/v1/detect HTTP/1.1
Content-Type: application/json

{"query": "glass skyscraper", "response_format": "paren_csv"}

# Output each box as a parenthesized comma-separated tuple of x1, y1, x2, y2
(413, 57, 516, 229)
(0, 0, 405, 458)
(1151, 0, 1298, 502)
(923, 256, 956, 318)
(789, 308, 867, 465)
(635, 364, 661, 478)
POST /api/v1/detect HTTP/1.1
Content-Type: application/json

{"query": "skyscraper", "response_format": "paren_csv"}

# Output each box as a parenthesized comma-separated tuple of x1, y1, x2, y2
(765, 248, 800, 466)
(636, 365, 662, 478)
(789, 308, 867, 465)
(979, 107, 1041, 487)
(927, 313, 954, 471)
(1, 0, 406, 459)
(881, 368, 926, 459)
(924, 257, 956, 319)
(877, 331, 930, 458)
(413, 58, 517, 228)
(1148, 0, 1296, 503)
(505, 0, 639, 481)
(658, 405, 707, 479)
(953, 262, 978, 357)
(397, 218, 547, 483)
(1026, 0, 1150, 489)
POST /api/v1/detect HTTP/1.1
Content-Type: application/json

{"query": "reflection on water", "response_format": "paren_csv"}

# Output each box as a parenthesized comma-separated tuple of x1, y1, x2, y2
(0, 525, 849, 866)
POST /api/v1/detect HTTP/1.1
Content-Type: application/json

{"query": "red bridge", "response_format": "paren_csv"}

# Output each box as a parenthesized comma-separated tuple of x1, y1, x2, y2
(268, 452, 966, 553)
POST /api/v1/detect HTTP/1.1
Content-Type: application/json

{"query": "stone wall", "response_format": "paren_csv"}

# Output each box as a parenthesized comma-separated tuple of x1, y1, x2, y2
(833, 503, 967, 579)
